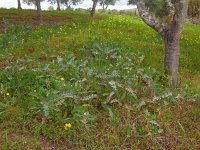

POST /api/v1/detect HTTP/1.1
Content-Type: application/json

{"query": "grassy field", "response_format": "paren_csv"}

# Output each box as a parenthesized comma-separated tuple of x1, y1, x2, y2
(0, 9, 200, 150)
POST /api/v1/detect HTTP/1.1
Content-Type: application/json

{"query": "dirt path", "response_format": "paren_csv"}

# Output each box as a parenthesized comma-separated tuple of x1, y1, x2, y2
(0, 14, 73, 32)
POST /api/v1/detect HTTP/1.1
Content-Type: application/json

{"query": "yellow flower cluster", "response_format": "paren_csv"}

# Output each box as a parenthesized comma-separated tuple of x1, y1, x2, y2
(64, 123, 72, 130)
(60, 77, 65, 81)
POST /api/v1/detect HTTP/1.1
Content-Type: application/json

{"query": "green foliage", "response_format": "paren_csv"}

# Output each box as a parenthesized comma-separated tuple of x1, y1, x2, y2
(99, 0, 119, 9)
(128, 0, 167, 17)
(0, 9, 199, 149)
(23, 0, 45, 6)
(0, 40, 165, 126)
(60, 0, 83, 8)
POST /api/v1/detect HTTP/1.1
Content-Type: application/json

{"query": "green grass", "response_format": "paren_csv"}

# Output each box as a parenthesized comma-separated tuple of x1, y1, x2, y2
(0, 8, 200, 149)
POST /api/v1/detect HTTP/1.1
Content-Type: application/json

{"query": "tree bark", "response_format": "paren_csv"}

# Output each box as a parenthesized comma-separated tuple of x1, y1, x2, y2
(165, 0, 174, 16)
(17, 0, 22, 9)
(35, 0, 42, 20)
(136, 0, 166, 36)
(105, 5, 109, 10)
(163, 32, 180, 86)
(56, 0, 61, 11)
(102, 2, 105, 10)
(91, 0, 98, 17)
(136, 0, 188, 87)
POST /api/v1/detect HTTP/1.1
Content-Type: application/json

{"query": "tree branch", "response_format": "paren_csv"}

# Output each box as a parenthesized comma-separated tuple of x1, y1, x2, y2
(136, 0, 166, 36)
(165, 0, 175, 16)
(173, 0, 188, 24)
(172, 0, 188, 33)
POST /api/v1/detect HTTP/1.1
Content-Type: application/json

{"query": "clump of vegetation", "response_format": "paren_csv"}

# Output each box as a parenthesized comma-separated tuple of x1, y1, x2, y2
(0, 9, 199, 149)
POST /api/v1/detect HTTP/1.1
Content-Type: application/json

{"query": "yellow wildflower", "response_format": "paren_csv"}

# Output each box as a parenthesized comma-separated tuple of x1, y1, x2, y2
(60, 77, 65, 81)
(64, 123, 72, 130)
(6, 92, 10, 96)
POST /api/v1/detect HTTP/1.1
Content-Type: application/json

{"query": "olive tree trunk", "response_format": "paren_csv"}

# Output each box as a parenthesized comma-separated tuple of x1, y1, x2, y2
(35, 0, 42, 20)
(56, 0, 61, 11)
(17, 0, 22, 9)
(91, 0, 98, 17)
(102, 3, 108, 12)
(163, 33, 180, 86)
(137, 0, 188, 87)
(102, 2, 108, 11)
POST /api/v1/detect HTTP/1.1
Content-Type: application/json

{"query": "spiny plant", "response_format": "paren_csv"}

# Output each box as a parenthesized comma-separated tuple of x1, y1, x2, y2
(0, 41, 176, 132)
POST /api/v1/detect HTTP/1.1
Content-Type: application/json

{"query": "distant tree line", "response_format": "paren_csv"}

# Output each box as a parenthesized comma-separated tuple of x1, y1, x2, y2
(16, 0, 120, 18)
(16, 0, 200, 19)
